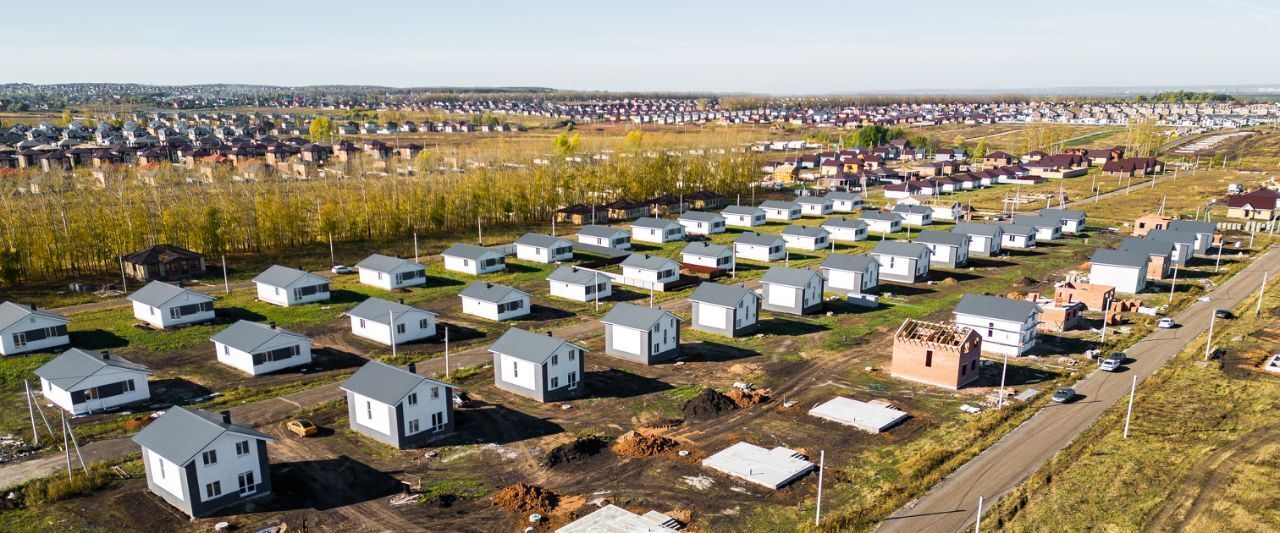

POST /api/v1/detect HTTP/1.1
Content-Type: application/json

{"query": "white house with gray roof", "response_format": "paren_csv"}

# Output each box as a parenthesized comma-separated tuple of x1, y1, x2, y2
(861, 210, 903, 234)
(825, 191, 863, 212)
(1146, 229, 1195, 266)
(1039, 208, 1087, 234)
(547, 266, 612, 302)
(355, 254, 427, 290)
(36, 349, 152, 415)
(212, 321, 312, 376)
(1000, 224, 1037, 249)
(459, 281, 531, 321)
(601, 302, 682, 364)
(514, 233, 574, 264)
(822, 217, 868, 242)
(951, 222, 1004, 256)
(678, 211, 726, 235)
(347, 297, 437, 346)
(619, 253, 681, 291)
(734, 232, 786, 262)
(631, 217, 685, 244)
(0, 301, 70, 356)
(1089, 249, 1149, 294)
(1167, 220, 1217, 255)
(1120, 238, 1175, 279)
(721, 205, 766, 227)
(576, 225, 631, 250)
(252, 265, 330, 307)
(129, 281, 215, 329)
(442, 243, 506, 275)
(954, 294, 1042, 356)
(915, 230, 970, 268)
(760, 266, 825, 315)
(820, 254, 879, 295)
(891, 204, 934, 226)
(781, 224, 830, 251)
(681, 242, 733, 270)
(489, 327, 586, 402)
(341, 360, 454, 449)
(796, 195, 834, 216)
(1013, 215, 1063, 241)
(871, 241, 932, 283)
(688, 282, 760, 337)
(760, 200, 801, 221)
(133, 407, 273, 517)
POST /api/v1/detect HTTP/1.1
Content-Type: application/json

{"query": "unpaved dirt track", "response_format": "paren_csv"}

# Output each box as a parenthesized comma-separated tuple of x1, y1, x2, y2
(1144, 422, 1280, 532)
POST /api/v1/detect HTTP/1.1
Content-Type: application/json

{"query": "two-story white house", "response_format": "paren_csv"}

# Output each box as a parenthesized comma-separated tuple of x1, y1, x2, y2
(347, 297, 437, 346)
(489, 327, 587, 402)
(953, 294, 1042, 356)
(459, 282, 532, 321)
(601, 303, 683, 364)
(252, 266, 330, 307)
(688, 282, 761, 338)
(355, 254, 428, 290)
(915, 230, 970, 268)
(341, 360, 454, 449)
(870, 241, 932, 283)
(128, 281, 215, 329)
(211, 321, 313, 376)
(36, 348, 152, 415)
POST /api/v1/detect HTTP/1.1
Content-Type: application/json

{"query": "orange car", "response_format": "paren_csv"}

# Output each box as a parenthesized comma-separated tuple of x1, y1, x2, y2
(286, 419, 318, 437)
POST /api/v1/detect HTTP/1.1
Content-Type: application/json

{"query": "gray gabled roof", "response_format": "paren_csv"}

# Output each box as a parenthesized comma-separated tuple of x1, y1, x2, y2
(781, 224, 829, 238)
(735, 232, 784, 246)
(458, 281, 528, 303)
(1013, 215, 1061, 229)
(0, 301, 67, 331)
(822, 217, 867, 230)
(346, 297, 436, 323)
(821, 253, 876, 273)
(1168, 220, 1217, 235)
(620, 253, 679, 272)
(132, 406, 272, 466)
(952, 221, 1004, 238)
(759, 200, 799, 210)
(577, 225, 629, 239)
(678, 211, 723, 223)
(688, 282, 758, 308)
(682, 241, 730, 257)
(128, 280, 213, 308)
(1120, 237, 1174, 257)
(547, 266, 603, 286)
(760, 266, 822, 288)
(915, 230, 968, 247)
(955, 294, 1042, 322)
(210, 320, 308, 353)
(1146, 229, 1196, 246)
(601, 302, 680, 330)
(514, 232, 571, 249)
(861, 209, 903, 222)
(795, 196, 833, 206)
(871, 241, 931, 260)
(1091, 248, 1150, 268)
(1001, 223, 1037, 236)
(488, 327, 586, 364)
(1040, 208, 1086, 221)
(632, 217, 680, 230)
(340, 360, 452, 406)
(251, 265, 327, 288)
(354, 253, 423, 273)
(35, 348, 152, 391)
(442, 243, 502, 261)
(722, 205, 764, 216)
(823, 191, 862, 201)
(892, 204, 932, 215)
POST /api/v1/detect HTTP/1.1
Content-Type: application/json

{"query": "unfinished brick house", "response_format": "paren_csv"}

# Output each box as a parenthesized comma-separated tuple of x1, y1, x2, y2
(891, 319, 982, 390)
(1053, 278, 1115, 312)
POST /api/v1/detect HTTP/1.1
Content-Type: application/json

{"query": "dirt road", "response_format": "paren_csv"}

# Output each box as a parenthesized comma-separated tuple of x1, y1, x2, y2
(876, 246, 1280, 533)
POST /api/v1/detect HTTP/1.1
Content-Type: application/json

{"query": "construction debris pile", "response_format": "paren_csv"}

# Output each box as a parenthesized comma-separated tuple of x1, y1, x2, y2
(725, 386, 772, 408)
(542, 435, 608, 468)
(612, 431, 679, 458)
(0, 434, 36, 464)
(682, 388, 738, 420)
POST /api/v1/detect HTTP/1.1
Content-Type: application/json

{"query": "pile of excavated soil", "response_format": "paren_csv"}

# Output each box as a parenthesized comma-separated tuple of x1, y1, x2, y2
(682, 388, 738, 420)
(1014, 276, 1039, 287)
(492, 483, 559, 514)
(612, 431, 680, 458)
(541, 435, 608, 468)
(725, 387, 772, 408)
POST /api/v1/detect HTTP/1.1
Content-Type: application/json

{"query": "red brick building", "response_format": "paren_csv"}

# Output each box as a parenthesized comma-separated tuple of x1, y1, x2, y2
(891, 319, 983, 389)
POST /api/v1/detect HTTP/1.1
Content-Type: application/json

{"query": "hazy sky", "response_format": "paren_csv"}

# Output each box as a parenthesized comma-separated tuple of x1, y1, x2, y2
(5, 0, 1278, 93)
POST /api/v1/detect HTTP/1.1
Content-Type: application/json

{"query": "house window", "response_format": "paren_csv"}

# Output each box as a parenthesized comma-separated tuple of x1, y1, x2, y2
(202, 450, 218, 466)
(569, 350, 576, 361)
(205, 481, 222, 499)
(551, 376, 560, 388)
(376, 272, 383, 280)
(12, 332, 25, 348)
(235, 440, 250, 456)
(407, 393, 417, 406)
(431, 412, 445, 431)
(925, 350, 933, 367)
(551, 354, 558, 366)
(568, 371, 578, 387)
(397, 323, 406, 334)
(223, 345, 230, 355)
(987, 322, 994, 337)
(419, 318, 430, 329)
(237, 472, 256, 495)
(366, 401, 372, 419)
(512, 362, 518, 378)
(408, 419, 420, 434)
(359, 318, 366, 328)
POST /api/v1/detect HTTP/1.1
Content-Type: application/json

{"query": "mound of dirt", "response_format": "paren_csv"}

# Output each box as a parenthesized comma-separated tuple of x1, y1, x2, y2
(682, 388, 738, 420)
(542, 435, 608, 468)
(939, 277, 957, 285)
(612, 431, 680, 458)
(1014, 276, 1039, 287)
(725, 387, 772, 408)
(492, 483, 559, 514)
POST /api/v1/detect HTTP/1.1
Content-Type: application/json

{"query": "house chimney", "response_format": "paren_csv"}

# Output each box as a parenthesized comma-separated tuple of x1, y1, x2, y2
(408, 362, 416, 374)
(398, 298, 404, 305)
(101, 351, 109, 360)
(546, 331, 553, 337)
(220, 410, 231, 424)
(269, 322, 277, 330)
(29, 303, 37, 311)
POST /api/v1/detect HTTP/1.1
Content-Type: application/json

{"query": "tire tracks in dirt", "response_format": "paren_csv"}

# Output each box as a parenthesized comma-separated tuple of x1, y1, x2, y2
(1143, 422, 1280, 532)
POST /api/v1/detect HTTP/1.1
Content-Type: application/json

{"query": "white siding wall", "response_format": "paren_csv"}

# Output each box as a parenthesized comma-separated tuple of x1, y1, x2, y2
(544, 345, 580, 391)
(734, 242, 784, 262)
(349, 312, 436, 346)
(499, 353, 537, 390)
(146, 448, 185, 500)
(874, 254, 915, 279)
(351, 392, 393, 435)
(1091, 264, 1146, 294)
(193, 433, 267, 503)
(443, 255, 480, 275)
(0, 314, 70, 355)
(215, 337, 312, 376)
(955, 313, 1038, 356)
(41, 370, 150, 415)
(403, 381, 451, 434)
(724, 213, 764, 227)
(825, 226, 866, 242)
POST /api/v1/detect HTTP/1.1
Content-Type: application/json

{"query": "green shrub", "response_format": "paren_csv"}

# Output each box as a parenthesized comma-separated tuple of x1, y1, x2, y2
(22, 467, 112, 506)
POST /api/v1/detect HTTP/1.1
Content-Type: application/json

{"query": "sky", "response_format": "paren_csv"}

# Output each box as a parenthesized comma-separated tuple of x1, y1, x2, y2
(3, 0, 1279, 94)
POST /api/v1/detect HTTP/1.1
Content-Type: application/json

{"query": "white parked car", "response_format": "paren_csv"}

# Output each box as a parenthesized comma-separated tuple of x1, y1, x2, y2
(330, 265, 353, 275)
(1158, 317, 1176, 329)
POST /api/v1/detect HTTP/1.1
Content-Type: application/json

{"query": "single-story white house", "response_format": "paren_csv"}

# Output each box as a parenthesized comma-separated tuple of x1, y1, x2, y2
(826, 192, 863, 212)
(0, 302, 70, 356)
(781, 225, 830, 251)
(1089, 249, 1149, 294)
(871, 241, 932, 283)
(129, 281, 215, 329)
(677, 211, 726, 235)
(211, 320, 313, 376)
(347, 297, 437, 346)
(822, 217, 868, 242)
(681, 242, 733, 270)
(760, 200, 801, 221)
(891, 204, 934, 227)
(576, 225, 631, 250)
(36, 349, 152, 415)
(734, 232, 786, 262)
(631, 217, 686, 244)
(796, 196, 834, 216)
(252, 266, 330, 307)
(820, 254, 879, 295)
(355, 254, 428, 290)
(459, 282, 531, 321)
(861, 210, 903, 234)
(442, 244, 506, 275)
(721, 205, 766, 227)
(547, 266, 612, 302)
(514, 233, 574, 264)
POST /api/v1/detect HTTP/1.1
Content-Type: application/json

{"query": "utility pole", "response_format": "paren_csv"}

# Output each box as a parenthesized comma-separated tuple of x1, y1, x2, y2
(24, 380, 37, 446)
(477, 217, 483, 245)
(118, 255, 128, 293)
(1258, 271, 1269, 317)
(222, 255, 230, 294)
(328, 232, 335, 266)
(815, 449, 825, 526)
(1123, 375, 1136, 439)
(413, 231, 420, 263)
(389, 309, 397, 359)
(997, 353, 1009, 408)
(1205, 309, 1217, 360)
(1169, 265, 1178, 303)
(1215, 242, 1222, 272)
(593, 271, 600, 311)
(975, 496, 983, 533)
(61, 411, 72, 479)
(444, 326, 450, 379)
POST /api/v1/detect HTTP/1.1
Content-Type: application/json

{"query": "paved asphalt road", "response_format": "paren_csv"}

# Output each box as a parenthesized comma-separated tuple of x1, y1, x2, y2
(878, 246, 1280, 533)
